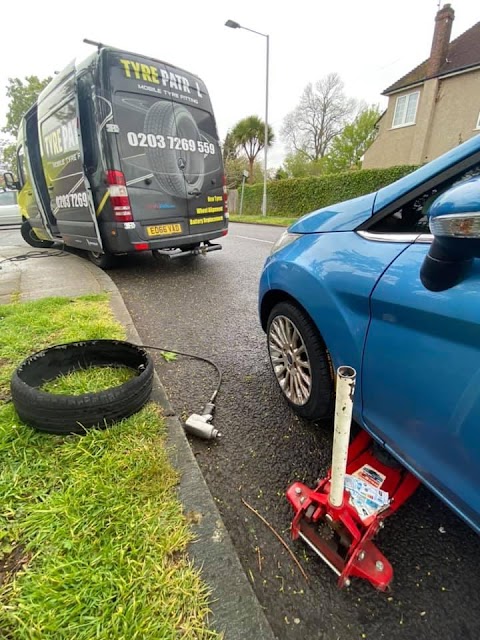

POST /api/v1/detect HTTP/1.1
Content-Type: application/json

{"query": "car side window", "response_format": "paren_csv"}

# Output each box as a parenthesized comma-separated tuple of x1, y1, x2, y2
(370, 163, 480, 234)
(0, 191, 16, 206)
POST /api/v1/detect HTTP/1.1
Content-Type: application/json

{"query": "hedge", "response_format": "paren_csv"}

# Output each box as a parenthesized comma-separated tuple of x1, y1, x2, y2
(238, 165, 419, 217)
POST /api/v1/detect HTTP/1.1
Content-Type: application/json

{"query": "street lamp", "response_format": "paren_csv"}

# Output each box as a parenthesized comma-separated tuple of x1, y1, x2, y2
(225, 19, 269, 217)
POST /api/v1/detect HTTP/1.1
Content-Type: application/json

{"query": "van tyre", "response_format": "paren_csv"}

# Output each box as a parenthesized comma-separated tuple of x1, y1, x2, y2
(144, 102, 205, 198)
(21, 220, 55, 249)
(267, 302, 334, 420)
(88, 250, 117, 269)
(10, 340, 154, 435)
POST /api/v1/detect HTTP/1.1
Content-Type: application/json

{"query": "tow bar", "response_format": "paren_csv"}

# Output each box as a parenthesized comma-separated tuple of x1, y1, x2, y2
(154, 242, 222, 259)
(286, 366, 420, 590)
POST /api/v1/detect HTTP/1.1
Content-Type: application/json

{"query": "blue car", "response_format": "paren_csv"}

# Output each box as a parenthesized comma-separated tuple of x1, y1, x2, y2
(259, 134, 480, 534)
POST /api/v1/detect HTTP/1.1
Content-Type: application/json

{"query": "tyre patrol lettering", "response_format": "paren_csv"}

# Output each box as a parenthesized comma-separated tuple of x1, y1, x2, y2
(119, 58, 199, 94)
(43, 118, 78, 158)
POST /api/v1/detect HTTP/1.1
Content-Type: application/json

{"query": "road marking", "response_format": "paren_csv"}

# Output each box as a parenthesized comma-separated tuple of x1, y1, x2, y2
(234, 234, 274, 244)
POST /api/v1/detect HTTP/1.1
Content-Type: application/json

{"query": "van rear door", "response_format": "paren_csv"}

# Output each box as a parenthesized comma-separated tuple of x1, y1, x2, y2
(109, 53, 225, 243)
(37, 68, 102, 251)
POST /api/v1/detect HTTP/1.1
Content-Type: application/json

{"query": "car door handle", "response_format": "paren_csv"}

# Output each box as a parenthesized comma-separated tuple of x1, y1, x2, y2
(188, 188, 201, 196)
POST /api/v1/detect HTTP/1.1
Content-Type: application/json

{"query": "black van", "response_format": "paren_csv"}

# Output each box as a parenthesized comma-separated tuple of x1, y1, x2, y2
(6, 43, 228, 268)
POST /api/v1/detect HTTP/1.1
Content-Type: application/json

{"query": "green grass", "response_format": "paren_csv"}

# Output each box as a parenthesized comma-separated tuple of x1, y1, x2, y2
(42, 366, 135, 395)
(229, 214, 296, 226)
(0, 295, 218, 639)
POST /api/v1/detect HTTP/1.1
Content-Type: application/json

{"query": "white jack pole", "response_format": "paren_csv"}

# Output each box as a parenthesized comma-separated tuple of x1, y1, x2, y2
(329, 366, 357, 508)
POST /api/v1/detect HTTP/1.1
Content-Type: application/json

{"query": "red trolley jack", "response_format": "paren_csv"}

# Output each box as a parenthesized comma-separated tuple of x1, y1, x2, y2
(286, 366, 420, 591)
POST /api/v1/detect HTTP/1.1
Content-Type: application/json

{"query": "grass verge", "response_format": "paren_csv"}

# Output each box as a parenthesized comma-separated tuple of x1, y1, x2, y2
(229, 214, 296, 227)
(0, 294, 217, 639)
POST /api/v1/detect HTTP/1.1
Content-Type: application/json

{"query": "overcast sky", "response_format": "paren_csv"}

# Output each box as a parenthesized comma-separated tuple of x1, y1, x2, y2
(0, 1, 477, 168)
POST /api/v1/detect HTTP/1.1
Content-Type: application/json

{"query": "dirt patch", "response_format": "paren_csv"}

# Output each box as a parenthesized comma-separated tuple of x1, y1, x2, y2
(0, 545, 31, 588)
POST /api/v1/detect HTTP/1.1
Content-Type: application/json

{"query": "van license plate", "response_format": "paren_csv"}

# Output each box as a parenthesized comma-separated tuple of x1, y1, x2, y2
(146, 223, 182, 237)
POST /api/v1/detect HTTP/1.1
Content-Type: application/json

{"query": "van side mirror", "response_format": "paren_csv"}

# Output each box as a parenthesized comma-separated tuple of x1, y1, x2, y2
(3, 172, 21, 191)
(420, 176, 480, 291)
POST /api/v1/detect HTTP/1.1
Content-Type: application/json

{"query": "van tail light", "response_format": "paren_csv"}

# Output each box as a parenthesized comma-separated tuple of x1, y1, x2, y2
(106, 170, 133, 222)
(222, 175, 229, 215)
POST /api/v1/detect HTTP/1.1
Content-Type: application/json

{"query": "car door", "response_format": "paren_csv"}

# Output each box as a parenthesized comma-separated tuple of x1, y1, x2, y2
(361, 165, 480, 533)
(0, 190, 21, 225)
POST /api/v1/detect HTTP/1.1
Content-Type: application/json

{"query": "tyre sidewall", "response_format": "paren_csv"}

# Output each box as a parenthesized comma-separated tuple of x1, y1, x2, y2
(267, 301, 333, 420)
(10, 340, 154, 434)
(21, 220, 54, 249)
(88, 251, 116, 269)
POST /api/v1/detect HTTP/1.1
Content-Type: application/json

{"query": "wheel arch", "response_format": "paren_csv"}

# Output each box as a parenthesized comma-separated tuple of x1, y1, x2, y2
(260, 289, 327, 348)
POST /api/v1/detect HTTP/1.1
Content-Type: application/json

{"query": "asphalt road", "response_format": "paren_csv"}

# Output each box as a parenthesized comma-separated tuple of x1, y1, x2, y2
(109, 222, 480, 640)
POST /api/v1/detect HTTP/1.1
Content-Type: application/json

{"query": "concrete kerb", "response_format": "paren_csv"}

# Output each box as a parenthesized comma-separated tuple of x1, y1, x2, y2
(89, 264, 276, 639)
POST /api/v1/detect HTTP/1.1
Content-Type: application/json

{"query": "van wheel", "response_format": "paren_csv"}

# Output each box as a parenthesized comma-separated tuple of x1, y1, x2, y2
(88, 250, 117, 269)
(21, 220, 55, 249)
(144, 102, 205, 198)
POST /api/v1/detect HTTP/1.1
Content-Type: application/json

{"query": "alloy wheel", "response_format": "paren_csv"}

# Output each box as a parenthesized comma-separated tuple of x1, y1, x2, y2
(268, 315, 312, 406)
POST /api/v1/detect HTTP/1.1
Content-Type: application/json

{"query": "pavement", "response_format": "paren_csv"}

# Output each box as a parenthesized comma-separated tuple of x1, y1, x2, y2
(0, 233, 276, 640)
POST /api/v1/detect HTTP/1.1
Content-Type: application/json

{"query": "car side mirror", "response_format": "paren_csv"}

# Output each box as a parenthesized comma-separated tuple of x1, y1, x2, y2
(420, 176, 480, 292)
(3, 172, 21, 191)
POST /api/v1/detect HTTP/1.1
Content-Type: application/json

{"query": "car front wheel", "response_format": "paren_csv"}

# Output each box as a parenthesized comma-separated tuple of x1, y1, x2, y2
(267, 301, 333, 420)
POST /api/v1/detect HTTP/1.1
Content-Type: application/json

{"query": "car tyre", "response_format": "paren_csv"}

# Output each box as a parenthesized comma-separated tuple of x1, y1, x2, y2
(267, 301, 334, 420)
(10, 340, 154, 435)
(20, 220, 55, 249)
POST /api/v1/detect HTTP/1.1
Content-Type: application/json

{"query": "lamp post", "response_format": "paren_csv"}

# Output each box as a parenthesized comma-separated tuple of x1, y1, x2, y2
(225, 19, 269, 217)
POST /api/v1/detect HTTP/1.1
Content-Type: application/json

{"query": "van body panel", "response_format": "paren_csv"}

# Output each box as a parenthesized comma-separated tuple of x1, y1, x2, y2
(37, 69, 102, 251)
(16, 46, 227, 259)
(108, 51, 226, 242)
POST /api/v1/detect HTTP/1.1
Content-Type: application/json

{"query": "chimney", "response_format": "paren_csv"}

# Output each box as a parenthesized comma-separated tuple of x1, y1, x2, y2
(427, 4, 455, 77)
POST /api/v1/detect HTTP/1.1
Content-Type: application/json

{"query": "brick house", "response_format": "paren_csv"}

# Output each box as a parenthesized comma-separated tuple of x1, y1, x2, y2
(363, 4, 480, 169)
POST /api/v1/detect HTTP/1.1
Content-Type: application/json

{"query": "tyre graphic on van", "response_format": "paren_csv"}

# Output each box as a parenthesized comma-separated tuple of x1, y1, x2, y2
(144, 102, 205, 198)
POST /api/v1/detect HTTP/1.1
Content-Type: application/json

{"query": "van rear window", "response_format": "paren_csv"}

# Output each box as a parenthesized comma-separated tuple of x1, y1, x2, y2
(112, 92, 221, 197)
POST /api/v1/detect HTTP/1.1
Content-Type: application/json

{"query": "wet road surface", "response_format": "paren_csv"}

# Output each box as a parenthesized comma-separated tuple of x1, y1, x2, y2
(110, 223, 480, 640)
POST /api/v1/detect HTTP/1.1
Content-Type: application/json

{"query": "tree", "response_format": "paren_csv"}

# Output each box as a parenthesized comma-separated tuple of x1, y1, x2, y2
(222, 130, 239, 162)
(0, 141, 16, 173)
(282, 151, 327, 179)
(230, 115, 274, 183)
(323, 105, 381, 173)
(224, 156, 263, 189)
(2, 75, 52, 138)
(281, 73, 356, 161)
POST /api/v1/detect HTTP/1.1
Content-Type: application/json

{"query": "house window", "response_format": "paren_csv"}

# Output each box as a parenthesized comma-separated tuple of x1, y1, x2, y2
(392, 92, 420, 128)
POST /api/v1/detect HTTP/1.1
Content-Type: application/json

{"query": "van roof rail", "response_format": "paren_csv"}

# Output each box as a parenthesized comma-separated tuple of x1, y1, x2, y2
(83, 38, 108, 50)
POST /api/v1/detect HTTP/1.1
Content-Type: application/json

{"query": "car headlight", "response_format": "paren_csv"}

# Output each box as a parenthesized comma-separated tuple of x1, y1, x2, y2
(270, 231, 302, 255)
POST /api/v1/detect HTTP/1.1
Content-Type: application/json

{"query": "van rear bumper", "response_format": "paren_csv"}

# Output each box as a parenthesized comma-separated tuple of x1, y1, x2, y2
(101, 223, 228, 253)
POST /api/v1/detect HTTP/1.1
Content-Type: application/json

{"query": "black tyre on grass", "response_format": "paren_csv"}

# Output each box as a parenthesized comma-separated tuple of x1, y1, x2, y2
(10, 340, 154, 435)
